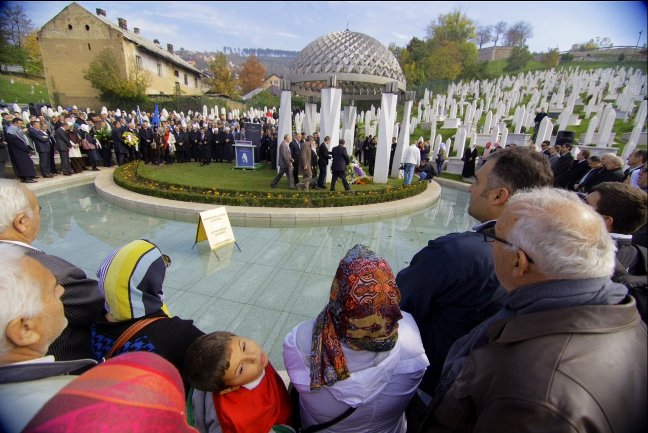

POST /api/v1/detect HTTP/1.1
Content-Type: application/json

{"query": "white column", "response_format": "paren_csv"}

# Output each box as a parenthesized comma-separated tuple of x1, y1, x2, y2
(622, 105, 647, 160)
(596, 108, 616, 148)
(583, 114, 599, 145)
(277, 81, 292, 172)
(342, 105, 357, 157)
(392, 95, 414, 177)
(303, 102, 318, 135)
(375, 84, 399, 184)
(535, 116, 550, 146)
(320, 78, 343, 182)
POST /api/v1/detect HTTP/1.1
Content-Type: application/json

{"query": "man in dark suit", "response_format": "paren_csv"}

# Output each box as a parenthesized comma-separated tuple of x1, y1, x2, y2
(0, 180, 104, 360)
(139, 120, 154, 164)
(563, 149, 591, 191)
(290, 133, 302, 185)
(6, 118, 37, 183)
(54, 120, 73, 175)
(317, 135, 332, 188)
(112, 119, 127, 165)
(330, 138, 351, 192)
(28, 120, 53, 178)
(552, 142, 574, 188)
(581, 153, 625, 193)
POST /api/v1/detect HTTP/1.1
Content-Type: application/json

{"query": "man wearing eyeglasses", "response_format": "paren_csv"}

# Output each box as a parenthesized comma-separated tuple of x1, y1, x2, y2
(0, 180, 104, 361)
(397, 147, 553, 396)
(428, 188, 646, 433)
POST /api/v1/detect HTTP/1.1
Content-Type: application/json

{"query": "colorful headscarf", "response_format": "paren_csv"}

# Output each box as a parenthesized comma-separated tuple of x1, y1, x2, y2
(310, 245, 402, 390)
(22, 352, 197, 433)
(97, 239, 170, 321)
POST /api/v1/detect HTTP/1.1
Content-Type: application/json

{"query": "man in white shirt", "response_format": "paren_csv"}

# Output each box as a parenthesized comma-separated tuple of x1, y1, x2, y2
(401, 142, 421, 186)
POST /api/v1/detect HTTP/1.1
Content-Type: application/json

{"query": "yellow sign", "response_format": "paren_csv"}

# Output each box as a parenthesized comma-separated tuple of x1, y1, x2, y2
(194, 207, 236, 251)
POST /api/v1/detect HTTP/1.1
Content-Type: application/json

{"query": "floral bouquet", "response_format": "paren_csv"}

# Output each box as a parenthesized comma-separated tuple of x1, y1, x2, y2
(122, 131, 140, 147)
(95, 126, 112, 143)
(347, 156, 373, 185)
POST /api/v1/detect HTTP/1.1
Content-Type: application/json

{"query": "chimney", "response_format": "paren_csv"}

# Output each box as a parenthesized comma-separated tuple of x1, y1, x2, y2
(134, 28, 140, 35)
(96, 8, 106, 17)
(167, 43, 174, 53)
(153, 39, 160, 45)
(117, 18, 127, 31)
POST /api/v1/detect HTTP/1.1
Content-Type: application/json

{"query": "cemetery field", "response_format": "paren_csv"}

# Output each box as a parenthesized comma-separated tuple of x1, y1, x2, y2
(0, 74, 50, 105)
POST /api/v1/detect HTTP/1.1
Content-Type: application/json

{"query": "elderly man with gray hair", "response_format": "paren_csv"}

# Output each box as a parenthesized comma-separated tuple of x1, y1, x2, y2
(0, 244, 97, 433)
(424, 187, 647, 433)
(0, 180, 104, 361)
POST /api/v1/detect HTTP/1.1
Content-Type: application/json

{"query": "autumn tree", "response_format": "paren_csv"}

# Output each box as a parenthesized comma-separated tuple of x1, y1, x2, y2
(239, 54, 266, 94)
(205, 52, 238, 98)
(576, 37, 613, 51)
(542, 48, 560, 68)
(492, 21, 507, 47)
(474, 25, 492, 49)
(505, 21, 533, 47)
(83, 49, 151, 106)
(22, 31, 43, 74)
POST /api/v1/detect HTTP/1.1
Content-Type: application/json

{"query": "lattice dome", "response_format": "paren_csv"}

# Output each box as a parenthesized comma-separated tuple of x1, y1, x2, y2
(289, 30, 406, 100)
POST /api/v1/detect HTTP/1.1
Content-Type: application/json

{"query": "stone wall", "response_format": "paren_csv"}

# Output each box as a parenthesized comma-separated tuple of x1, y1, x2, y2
(478, 46, 515, 62)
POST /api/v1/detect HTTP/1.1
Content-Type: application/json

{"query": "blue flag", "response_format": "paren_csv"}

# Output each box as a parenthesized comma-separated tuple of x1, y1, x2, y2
(152, 104, 160, 128)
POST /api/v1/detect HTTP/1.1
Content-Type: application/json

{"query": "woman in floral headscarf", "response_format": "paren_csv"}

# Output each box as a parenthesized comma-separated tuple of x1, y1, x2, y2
(283, 245, 429, 433)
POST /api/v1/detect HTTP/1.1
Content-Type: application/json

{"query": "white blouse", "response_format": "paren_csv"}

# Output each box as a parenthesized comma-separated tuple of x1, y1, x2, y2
(283, 312, 429, 433)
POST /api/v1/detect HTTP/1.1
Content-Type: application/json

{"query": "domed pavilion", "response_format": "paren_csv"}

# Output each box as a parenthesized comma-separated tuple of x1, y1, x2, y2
(277, 30, 415, 183)
(289, 30, 406, 100)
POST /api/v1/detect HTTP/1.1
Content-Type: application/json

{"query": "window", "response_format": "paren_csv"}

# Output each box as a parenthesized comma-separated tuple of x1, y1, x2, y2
(88, 43, 91, 51)
(174, 70, 179, 77)
(136, 56, 143, 71)
(68, 24, 73, 30)
(85, 24, 90, 31)
(157, 63, 162, 77)
(184, 73, 188, 85)
(194, 77, 198, 88)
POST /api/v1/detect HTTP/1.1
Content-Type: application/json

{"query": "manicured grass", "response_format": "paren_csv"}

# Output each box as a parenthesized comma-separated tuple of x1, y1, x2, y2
(0, 74, 49, 104)
(135, 161, 406, 192)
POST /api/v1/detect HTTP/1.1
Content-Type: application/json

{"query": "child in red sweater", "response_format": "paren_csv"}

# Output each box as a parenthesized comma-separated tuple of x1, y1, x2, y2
(185, 332, 294, 433)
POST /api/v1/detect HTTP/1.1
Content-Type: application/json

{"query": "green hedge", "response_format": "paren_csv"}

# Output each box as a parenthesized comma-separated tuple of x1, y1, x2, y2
(114, 163, 427, 208)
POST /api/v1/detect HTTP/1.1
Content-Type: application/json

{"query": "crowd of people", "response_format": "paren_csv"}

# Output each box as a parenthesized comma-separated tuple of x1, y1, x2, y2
(0, 139, 646, 432)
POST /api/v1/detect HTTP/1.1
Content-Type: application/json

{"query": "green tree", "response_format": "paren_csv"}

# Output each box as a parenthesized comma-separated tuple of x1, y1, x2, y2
(0, 4, 34, 76)
(247, 89, 278, 109)
(83, 49, 151, 106)
(542, 48, 560, 68)
(505, 46, 533, 72)
(426, 9, 476, 43)
(205, 53, 239, 98)
(424, 40, 462, 80)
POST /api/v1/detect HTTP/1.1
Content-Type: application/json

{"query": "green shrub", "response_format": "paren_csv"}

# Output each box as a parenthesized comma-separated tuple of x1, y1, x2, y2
(113, 163, 427, 208)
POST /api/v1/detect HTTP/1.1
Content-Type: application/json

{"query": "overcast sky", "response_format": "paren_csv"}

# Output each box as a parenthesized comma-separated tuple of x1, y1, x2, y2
(15, 1, 648, 54)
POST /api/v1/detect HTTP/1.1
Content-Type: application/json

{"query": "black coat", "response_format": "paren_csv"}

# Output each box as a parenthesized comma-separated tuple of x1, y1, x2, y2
(55, 126, 72, 152)
(552, 153, 574, 187)
(6, 131, 36, 177)
(331, 144, 349, 171)
(318, 142, 331, 166)
(563, 159, 590, 190)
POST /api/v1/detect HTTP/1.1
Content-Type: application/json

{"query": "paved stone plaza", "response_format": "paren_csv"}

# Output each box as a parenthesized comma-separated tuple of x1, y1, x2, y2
(32, 178, 473, 370)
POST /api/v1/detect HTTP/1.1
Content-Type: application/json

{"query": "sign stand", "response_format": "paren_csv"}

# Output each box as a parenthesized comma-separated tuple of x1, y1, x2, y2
(192, 208, 241, 261)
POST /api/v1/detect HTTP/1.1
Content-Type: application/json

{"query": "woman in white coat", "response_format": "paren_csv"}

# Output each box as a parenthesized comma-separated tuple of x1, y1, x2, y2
(283, 245, 429, 433)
